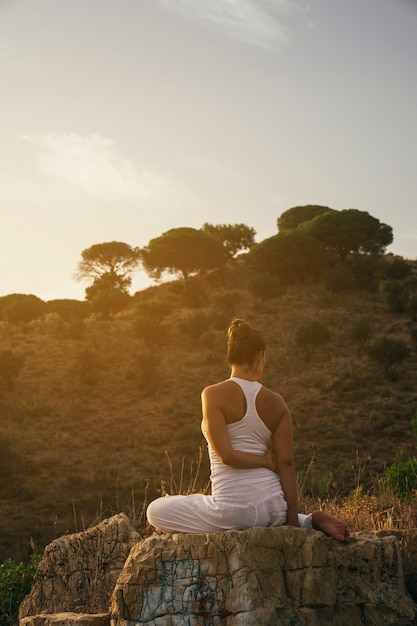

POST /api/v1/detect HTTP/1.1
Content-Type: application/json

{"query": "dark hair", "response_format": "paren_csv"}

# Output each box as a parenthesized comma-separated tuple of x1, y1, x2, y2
(226, 318, 265, 365)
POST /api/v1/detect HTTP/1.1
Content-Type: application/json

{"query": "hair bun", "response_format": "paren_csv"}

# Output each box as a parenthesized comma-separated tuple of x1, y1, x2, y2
(228, 318, 252, 340)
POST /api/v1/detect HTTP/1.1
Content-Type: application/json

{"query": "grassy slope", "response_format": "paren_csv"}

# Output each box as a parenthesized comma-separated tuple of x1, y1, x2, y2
(0, 259, 416, 561)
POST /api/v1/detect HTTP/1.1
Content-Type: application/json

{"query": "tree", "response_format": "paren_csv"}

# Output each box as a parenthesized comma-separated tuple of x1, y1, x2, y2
(0, 294, 45, 325)
(76, 241, 141, 290)
(365, 335, 410, 381)
(201, 223, 256, 258)
(248, 230, 334, 284)
(295, 321, 330, 362)
(140, 227, 225, 281)
(277, 205, 334, 232)
(302, 209, 393, 260)
(76, 242, 140, 317)
(85, 274, 131, 319)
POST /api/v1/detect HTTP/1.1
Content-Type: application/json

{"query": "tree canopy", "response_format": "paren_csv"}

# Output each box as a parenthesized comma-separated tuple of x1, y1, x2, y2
(76, 241, 141, 289)
(277, 205, 334, 232)
(140, 227, 226, 280)
(201, 223, 256, 258)
(248, 230, 334, 284)
(300, 209, 393, 259)
(76, 241, 141, 316)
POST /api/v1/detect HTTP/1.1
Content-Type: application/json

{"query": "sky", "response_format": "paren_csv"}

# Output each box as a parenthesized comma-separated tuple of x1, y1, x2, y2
(1, 0, 416, 301)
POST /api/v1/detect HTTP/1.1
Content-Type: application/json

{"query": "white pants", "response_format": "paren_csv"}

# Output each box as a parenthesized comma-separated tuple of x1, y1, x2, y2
(147, 493, 313, 534)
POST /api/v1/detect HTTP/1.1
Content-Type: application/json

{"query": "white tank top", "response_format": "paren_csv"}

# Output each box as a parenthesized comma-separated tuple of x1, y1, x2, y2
(201, 377, 284, 502)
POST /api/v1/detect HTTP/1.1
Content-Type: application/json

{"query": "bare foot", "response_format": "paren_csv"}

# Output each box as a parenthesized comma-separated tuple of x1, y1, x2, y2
(311, 510, 350, 542)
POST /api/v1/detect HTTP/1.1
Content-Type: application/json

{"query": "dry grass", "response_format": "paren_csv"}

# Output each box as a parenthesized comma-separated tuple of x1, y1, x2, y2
(0, 260, 417, 560)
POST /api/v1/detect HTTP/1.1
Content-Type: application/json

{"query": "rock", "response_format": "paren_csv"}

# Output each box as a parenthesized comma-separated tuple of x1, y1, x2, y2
(372, 529, 417, 604)
(20, 613, 110, 626)
(19, 514, 140, 618)
(110, 526, 417, 626)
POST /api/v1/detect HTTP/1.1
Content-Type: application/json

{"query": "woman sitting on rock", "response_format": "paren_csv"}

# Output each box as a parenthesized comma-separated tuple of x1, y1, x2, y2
(147, 318, 350, 542)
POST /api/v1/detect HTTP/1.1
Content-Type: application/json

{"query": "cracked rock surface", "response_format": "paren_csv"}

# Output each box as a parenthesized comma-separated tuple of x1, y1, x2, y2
(110, 526, 417, 625)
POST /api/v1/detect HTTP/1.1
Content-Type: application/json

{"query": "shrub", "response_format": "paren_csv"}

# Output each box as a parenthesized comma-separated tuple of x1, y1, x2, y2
(350, 316, 372, 355)
(133, 314, 168, 348)
(76, 347, 100, 385)
(248, 273, 286, 302)
(380, 458, 417, 499)
(0, 555, 40, 626)
(295, 321, 330, 362)
(379, 279, 409, 314)
(179, 311, 210, 343)
(382, 257, 412, 280)
(1, 295, 45, 326)
(0, 351, 25, 390)
(365, 335, 410, 381)
(323, 264, 354, 294)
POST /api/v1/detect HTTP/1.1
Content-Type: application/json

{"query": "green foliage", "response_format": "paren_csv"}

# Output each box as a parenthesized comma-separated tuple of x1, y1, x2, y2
(302, 209, 393, 260)
(0, 555, 40, 626)
(0, 295, 45, 326)
(379, 279, 409, 314)
(46, 299, 91, 322)
(201, 223, 256, 258)
(133, 314, 168, 348)
(350, 316, 372, 355)
(248, 231, 333, 285)
(322, 264, 354, 294)
(380, 457, 417, 499)
(348, 255, 387, 291)
(85, 277, 131, 319)
(382, 257, 412, 280)
(295, 321, 330, 361)
(365, 335, 410, 381)
(179, 311, 210, 343)
(183, 277, 208, 309)
(0, 351, 25, 390)
(76, 241, 141, 286)
(277, 205, 334, 232)
(247, 273, 286, 302)
(140, 227, 225, 281)
(407, 295, 417, 323)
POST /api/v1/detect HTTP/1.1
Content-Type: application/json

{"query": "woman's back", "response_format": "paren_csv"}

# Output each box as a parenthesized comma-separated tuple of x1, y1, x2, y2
(202, 377, 284, 501)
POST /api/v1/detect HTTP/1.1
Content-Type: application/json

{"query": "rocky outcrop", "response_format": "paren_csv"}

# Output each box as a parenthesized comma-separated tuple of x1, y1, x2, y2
(19, 516, 417, 626)
(19, 513, 140, 617)
(111, 527, 417, 625)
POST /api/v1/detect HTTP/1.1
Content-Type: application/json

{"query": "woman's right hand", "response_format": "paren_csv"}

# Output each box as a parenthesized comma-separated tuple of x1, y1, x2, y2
(264, 449, 277, 472)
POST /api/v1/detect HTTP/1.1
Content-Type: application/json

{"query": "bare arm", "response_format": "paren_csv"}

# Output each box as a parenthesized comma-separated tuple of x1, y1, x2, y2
(272, 404, 299, 527)
(201, 387, 276, 471)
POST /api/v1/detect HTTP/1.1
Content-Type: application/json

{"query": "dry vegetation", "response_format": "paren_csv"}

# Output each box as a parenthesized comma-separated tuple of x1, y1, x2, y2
(1, 259, 417, 562)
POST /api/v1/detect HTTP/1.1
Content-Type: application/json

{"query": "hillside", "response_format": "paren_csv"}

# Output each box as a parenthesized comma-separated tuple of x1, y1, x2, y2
(1, 258, 416, 562)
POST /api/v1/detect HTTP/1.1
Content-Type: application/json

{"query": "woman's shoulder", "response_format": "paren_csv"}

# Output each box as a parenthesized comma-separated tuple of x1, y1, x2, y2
(202, 379, 235, 397)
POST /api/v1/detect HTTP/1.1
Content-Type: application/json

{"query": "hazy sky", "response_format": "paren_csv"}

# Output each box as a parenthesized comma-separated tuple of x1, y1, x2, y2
(1, 0, 416, 300)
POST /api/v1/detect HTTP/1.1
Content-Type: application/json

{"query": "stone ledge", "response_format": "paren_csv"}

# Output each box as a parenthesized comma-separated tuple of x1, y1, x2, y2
(20, 613, 110, 626)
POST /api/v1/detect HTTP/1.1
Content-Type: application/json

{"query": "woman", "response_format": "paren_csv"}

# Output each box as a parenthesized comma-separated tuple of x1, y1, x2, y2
(147, 318, 349, 541)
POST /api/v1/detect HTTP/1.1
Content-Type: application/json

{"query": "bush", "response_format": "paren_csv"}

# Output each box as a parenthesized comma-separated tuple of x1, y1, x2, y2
(365, 335, 410, 381)
(323, 264, 354, 294)
(380, 458, 417, 498)
(295, 321, 330, 362)
(1, 295, 45, 326)
(179, 311, 210, 343)
(350, 316, 372, 355)
(382, 257, 412, 280)
(0, 351, 25, 390)
(0, 555, 40, 626)
(379, 279, 409, 314)
(248, 273, 286, 302)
